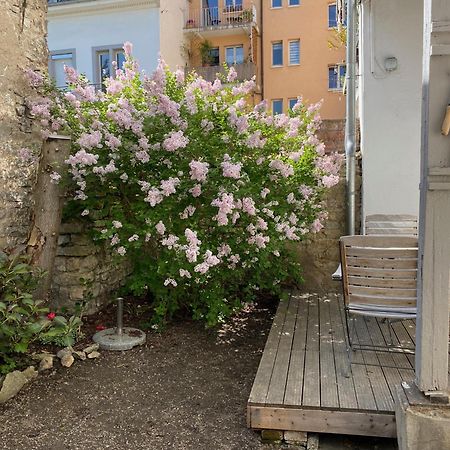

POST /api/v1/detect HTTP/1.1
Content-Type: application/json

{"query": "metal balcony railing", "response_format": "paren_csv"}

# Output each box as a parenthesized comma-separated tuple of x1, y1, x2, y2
(185, 62, 256, 83)
(184, 5, 256, 31)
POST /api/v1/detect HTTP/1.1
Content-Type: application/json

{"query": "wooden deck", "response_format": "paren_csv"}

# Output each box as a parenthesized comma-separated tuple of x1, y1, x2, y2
(247, 292, 425, 438)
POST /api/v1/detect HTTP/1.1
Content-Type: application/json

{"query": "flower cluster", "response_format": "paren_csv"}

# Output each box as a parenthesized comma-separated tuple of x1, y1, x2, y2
(28, 42, 341, 326)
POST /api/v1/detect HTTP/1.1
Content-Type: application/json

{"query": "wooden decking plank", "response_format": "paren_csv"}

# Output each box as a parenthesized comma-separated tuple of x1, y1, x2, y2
(353, 317, 394, 412)
(319, 297, 340, 408)
(265, 295, 298, 405)
(328, 294, 358, 410)
(377, 319, 413, 369)
(248, 297, 290, 405)
(302, 296, 321, 407)
(248, 406, 396, 438)
(284, 294, 308, 406)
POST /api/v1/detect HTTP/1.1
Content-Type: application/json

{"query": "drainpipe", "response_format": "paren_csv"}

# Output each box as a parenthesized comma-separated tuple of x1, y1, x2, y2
(260, 0, 264, 100)
(345, 0, 357, 236)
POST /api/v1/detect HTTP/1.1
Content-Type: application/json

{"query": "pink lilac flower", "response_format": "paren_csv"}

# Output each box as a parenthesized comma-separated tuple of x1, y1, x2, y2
(117, 246, 126, 256)
(227, 66, 238, 82)
(269, 159, 294, 178)
(175, 69, 185, 84)
(260, 188, 270, 199)
(180, 205, 196, 219)
(163, 130, 189, 151)
(321, 174, 339, 188)
(189, 160, 209, 182)
(81, 209, 89, 216)
(112, 221, 122, 229)
(217, 244, 232, 257)
(160, 177, 180, 196)
(123, 41, 133, 56)
(66, 150, 98, 167)
(311, 219, 324, 233)
(161, 234, 179, 249)
(241, 197, 256, 216)
(299, 185, 313, 199)
(287, 193, 295, 204)
(128, 234, 139, 242)
(246, 130, 266, 148)
(211, 192, 235, 225)
(221, 156, 242, 179)
(185, 228, 201, 263)
(155, 221, 166, 235)
(111, 234, 120, 245)
(77, 131, 102, 150)
(189, 184, 202, 198)
(145, 188, 163, 206)
(164, 278, 177, 287)
(179, 269, 192, 278)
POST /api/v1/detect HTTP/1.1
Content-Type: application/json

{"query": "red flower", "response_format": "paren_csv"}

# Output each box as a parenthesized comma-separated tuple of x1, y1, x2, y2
(47, 312, 56, 320)
(96, 325, 106, 331)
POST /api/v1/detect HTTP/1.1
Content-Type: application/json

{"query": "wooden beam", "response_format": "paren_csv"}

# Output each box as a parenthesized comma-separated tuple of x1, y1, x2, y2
(248, 406, 397, 438)
(416, 0, 450, 393)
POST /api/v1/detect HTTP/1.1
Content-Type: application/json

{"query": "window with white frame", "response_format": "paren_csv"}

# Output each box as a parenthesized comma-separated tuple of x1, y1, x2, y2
(272, 99, 283, 115)
(289, 0, 300, 6)
(328, 64, 346, 90)
(49, 50, 75, 88)
(328, 3, 338, 28)
(225, 0, 243, 10)
(289, 40, 300, 65)
(288, 98, 298, 110)
(272, 0, 282, 8)
(272, 41, 283, 66)
(94, 46, 126, 91)
(225, 45, 244, 65)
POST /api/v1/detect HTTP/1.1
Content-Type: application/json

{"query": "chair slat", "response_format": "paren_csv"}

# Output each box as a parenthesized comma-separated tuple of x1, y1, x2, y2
(366, 228, 418, 236)
(347, 276, 417, 289)
(348, 285, 417, 298)
(365, 214, 418, 222)
(346, 266, 417, 279)
(346, 257, 418, 269)
(347, 294, 416, 308)
(346, 247, 418, 258)
(341, 235, 418, 246)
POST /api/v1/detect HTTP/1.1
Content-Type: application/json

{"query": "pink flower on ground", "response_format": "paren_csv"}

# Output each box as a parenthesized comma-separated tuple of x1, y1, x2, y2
(47, 312, 56, 320)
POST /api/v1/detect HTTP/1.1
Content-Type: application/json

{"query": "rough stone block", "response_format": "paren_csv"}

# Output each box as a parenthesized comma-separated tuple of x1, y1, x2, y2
(59, 221, 84, 234)
(261, 430, 283, 444)
(284, 430, 307, 446)
(56, 246, 94, 257)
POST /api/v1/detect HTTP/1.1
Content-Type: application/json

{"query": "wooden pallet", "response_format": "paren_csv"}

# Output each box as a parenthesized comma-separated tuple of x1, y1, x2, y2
(247, 293, 426, 438)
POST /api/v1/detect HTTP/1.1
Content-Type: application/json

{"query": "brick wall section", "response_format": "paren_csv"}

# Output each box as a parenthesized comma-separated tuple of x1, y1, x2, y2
(52, 221, 131, 313)
(294, 119, 362, 293)
(0, 1, 47, 249)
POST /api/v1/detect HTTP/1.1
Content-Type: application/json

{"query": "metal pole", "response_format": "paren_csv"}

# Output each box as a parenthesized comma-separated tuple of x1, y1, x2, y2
(345, 0, 357, 236)
(116, 297, 123, 336)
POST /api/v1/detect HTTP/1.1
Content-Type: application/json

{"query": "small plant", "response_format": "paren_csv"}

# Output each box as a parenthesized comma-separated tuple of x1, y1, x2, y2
(199, 40, 214, 66)
(0, 251, 83, 374)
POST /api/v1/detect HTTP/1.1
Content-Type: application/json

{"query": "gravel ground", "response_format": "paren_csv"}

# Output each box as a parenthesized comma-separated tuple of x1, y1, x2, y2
(0, 300, 397, 450)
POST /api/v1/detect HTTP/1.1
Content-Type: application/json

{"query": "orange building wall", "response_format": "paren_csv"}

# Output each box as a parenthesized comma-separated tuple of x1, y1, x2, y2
(262, 0, 346, 119)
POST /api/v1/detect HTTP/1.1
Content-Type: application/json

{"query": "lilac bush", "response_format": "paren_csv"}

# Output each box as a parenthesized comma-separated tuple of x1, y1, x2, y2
(29, 43, 342, 326)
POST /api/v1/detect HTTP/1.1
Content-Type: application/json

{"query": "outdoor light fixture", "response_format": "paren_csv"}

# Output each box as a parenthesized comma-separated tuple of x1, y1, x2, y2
(93, 297, 146, 351)
(384, 56, 398, 72)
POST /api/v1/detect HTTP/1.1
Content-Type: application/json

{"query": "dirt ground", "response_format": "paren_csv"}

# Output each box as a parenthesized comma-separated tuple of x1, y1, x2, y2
(0, 299, 397, 450)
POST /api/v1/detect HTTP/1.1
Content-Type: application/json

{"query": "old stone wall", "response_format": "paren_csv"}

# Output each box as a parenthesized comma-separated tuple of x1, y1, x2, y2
(0, 0, 48, 249)
(51, 221, 131, 313)
(295, 119, 362, 293)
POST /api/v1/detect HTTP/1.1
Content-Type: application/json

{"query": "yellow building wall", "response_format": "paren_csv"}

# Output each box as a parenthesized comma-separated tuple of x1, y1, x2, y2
(262, 0, 346, 119)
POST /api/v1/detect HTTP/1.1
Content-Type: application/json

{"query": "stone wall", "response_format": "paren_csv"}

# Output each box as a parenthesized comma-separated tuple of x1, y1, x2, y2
(0, 1, 48, 249)
(295, 119, 362, 293)
(52, 221, 131, 313)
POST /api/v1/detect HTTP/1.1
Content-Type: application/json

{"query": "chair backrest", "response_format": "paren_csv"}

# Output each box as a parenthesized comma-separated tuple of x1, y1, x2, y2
(340, 235, 418, 310)
(365, 214, 418, 236)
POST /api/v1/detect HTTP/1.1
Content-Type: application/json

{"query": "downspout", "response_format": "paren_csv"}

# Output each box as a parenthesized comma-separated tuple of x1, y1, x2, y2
(260, 0, 264, 100)
(345, 0, 357, 235)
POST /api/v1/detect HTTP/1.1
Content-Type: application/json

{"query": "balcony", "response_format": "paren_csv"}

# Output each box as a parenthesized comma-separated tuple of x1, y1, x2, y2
(184, 5, 257, 36)
(185, 62, 256, 83)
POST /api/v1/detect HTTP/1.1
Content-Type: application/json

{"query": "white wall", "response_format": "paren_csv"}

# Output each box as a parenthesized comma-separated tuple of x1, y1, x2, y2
(359, 0, 423, 219)
(48, 4, 160, 82)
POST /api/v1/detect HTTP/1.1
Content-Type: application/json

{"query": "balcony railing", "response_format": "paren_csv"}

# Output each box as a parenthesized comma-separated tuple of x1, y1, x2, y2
(184, 5, 256, 31)
(185, 62, 256, 83)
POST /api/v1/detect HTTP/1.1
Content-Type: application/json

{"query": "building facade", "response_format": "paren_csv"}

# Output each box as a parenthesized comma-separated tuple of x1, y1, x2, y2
(262, 0, 346, 119)
(47, 0, 187, 88)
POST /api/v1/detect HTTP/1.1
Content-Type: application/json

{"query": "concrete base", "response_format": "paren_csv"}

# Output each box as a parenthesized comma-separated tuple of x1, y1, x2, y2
(93, 327, 146, 351)
(395, 383, 450, 450)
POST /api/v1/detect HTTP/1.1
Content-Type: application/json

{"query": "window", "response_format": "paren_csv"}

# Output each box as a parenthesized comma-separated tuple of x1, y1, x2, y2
(225, 45, 244, 65)
(328, 3, 338, 28)
(94, 46, 126, 91)
(49, 50, 75, 88)
(272, 41, 283, 66)
(225, 0, 242, 10)
(328, 64, 346, 90)
(289, 40, 300, 65)
(289, 98, 298, 110)
(208, 47, 220, 65)
(289, 0, 300, 5)
(272, 0, 282, 8)
(272, 99, 283, 115)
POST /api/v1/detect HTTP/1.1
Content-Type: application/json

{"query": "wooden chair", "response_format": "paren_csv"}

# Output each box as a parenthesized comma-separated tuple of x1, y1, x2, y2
(340, 235, 418, 352)
(332, 214, 418, 281)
